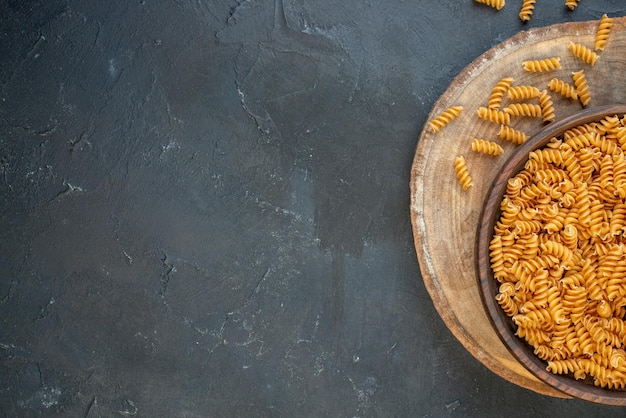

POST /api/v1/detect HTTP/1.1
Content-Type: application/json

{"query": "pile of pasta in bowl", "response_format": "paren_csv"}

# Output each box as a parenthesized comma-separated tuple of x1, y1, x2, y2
(477, 106, 626, 402)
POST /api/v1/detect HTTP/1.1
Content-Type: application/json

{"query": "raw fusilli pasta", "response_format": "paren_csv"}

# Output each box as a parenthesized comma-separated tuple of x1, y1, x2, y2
(595, 14, 613, 51)
(454, 155, 473, 190)
(519, 0, 536, 22)
(568, 42, 599, 66)
(474, 0, 505, 11)
(498, 125, 529, 145)
(565, 0, 581, 10)
(428, 105, 463, 132)
(477, 106, 511, 125)
(504, 103, 542, 118)
(496, 285, 519, 316)
(539, 90, 555, 124)
(508, 85, 540, 100)
(522, 57, 561, 72)
(572, 69, 591, 107)
(471, 138, 504, 156)
(548, 78, 579, 101)
(490, 114, 626, 390)
(488, 77, 514, 109)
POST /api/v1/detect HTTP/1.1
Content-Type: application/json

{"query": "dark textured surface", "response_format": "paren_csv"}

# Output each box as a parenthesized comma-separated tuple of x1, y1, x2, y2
(1, 0, 626, 416)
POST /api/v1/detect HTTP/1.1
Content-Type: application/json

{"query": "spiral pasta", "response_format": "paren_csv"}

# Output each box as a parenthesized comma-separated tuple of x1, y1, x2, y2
(547, 359, 580, 375)
(504, 103, 542, 118)
(548, 78, 579, 101)
(519, 0, 536, 22)
(597, 115, 621, 135)
(428, 105, 463, 132)
(568, 42, 599, 66)
(498, 125, 529, 145)
(454, 155, 473, 190)
(490, 114, 626, 389)
(496, 284, 519, 316)
(539, 90, 556, 124)
(594, 14, 613, 51)
(565, 0, 581, 11)
(522, 57, 561, 72)
(572, 69, 591, 107)
(474, 0, 505, 11)
(471, 138, 504, 156)
(477, 106, 511, 125)
(614, 160, 626, 199)
(488, 77, 514, 109)
(507, 85, 540, 100)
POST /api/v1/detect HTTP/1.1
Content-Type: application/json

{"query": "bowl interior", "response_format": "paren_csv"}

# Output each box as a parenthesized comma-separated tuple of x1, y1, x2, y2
(476, 104, 626, 405)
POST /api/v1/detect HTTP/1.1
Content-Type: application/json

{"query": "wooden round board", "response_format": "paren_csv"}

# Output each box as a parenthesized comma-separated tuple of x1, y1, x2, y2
(411, 17, 626, 398)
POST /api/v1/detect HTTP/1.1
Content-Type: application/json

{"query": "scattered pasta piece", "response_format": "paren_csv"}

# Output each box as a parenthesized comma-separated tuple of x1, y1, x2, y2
(428, 105, 463, 132)
(472, 0, 586, 14)
(519, 0, 536, 22)
(454, 156, 473, 190)
(490, 114, 626, 390)
(474, 0, 505, 11)
(594, 14, 613, 51)
(565, 0, 581, 11)
(572, 69, 591, 107)
(477, 106, 511, 125)
(488, 77, 515, 109)
(504, 103, 543, 118)
(539, 90, 555, 124)
(498, 125, 529, 145)
(471, 138, 504, 156)
(523, 57, 561, 72)
(508, 85, 540, 100)
(568, 42, 599, 66)
(548, 78, 579, 101)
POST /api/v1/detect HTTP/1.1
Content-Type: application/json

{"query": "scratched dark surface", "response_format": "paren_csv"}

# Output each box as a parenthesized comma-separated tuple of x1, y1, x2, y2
(1, 0, 626, 417)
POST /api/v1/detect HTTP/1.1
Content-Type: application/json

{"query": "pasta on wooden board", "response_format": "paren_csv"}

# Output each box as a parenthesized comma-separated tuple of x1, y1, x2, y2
(548, 78, 579, 101)
(477, 106, 511, 125)
(539, 90, 556, 123)
(411, 4, 626, 401)
(508, 85, 540, 100)
(428, 105, 463, 132)
(569, 42, 600, 66)
(499, 125, 530, 145)
(454, 156, 473, 190)
(523, 57, 561, 72)
(439, 20, 621, 390)
(572, 69, 591, 107)
(490, 115, 626, 389)
(519, 0, 536, 22)
(504, 103, 543, 118)
(471, 138, 504, 156)
(488, 77, 515, 109)
(595, 14, 614, 51)
(442, 11, 612, 217)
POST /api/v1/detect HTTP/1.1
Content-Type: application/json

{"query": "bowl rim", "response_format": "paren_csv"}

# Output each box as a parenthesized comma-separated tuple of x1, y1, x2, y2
(476, 104, 626, 405)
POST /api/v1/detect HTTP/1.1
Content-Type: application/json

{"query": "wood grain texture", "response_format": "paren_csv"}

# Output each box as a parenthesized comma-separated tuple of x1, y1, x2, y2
(411, 17, 626, 399)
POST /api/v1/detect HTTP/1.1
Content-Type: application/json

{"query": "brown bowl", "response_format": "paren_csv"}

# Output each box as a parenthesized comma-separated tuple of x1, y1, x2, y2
(476, 104, 626, 405)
